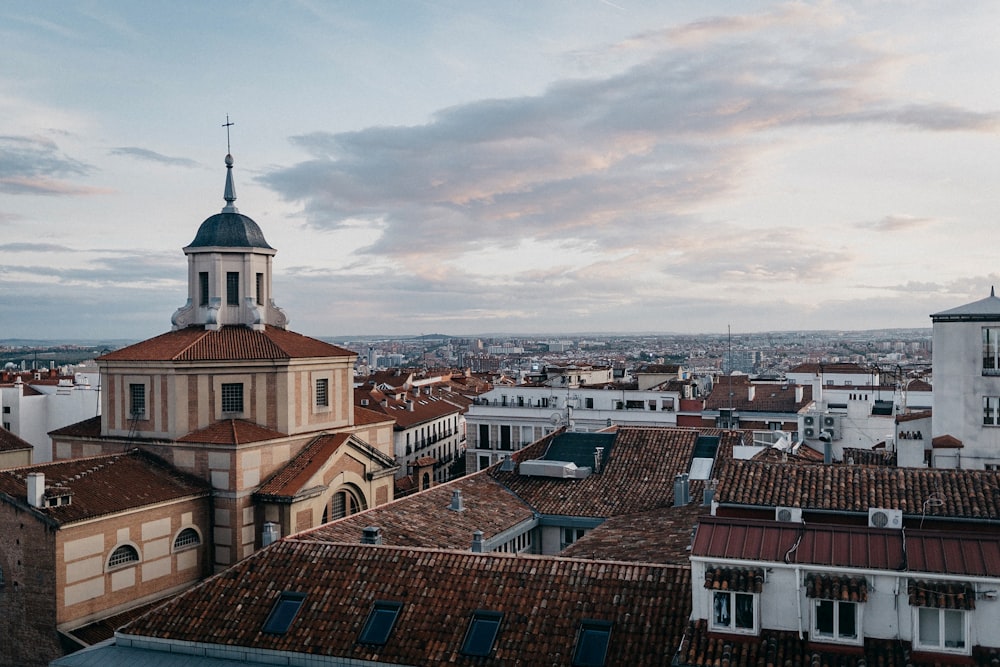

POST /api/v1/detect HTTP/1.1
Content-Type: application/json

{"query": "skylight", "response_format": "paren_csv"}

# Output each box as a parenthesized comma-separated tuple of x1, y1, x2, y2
(461, 610, 502, 656)
(262, 592, 306, 634)
(572, 619, 612, 666)
(358, 600, 402, 645)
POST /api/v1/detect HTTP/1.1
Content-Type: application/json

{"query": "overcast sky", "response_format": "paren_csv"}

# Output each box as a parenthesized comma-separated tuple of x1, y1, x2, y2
(3, 2, 1000, 341)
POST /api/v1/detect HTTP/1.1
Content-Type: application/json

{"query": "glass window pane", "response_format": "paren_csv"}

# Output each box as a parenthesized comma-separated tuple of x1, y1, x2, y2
(838, 602, 856, 639)
(918, 608, 939, 647)
(734, 593, 754, 629)
(713, 592, 731, 628)
(815, 600, 834, 636)
(263, 593, 305, 634)
(359, 602, 402, 645)
(226, 272, 240, 305)
(943, 610, 965, 649)
(462, 612, 501, 656)
(573, 622, 612, 667)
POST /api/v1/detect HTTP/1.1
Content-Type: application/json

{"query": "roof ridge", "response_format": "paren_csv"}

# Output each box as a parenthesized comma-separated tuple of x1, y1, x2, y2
(171, 327, 210, 360)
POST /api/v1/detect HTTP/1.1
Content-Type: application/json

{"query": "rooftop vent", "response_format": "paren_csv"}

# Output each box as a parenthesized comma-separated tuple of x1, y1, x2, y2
(500, 455, 515, 472)
(262, 521, 280, 546)
(518, 460, 591, 479)
(593, 447, 604, 474)
(26, 472, 44, 508)
(471, 530, 484, 553)
(450, 490, 465, 512)
(361, 526, 383, 545)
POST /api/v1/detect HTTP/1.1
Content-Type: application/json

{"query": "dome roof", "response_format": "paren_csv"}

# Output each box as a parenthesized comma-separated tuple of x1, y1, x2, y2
(187, 212, 274, 250)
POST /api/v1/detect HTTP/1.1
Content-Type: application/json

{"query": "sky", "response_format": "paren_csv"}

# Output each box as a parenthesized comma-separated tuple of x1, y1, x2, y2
(3, 1, 1000, 341)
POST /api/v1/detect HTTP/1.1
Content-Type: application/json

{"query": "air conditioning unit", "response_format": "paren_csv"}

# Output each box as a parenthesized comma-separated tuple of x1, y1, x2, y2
(804, 427, 817, 439)
(821, 414, 842, 439)
(868, 507, 903, 529)
(803, 415, 817, 427)
(775, 506, 802, 523)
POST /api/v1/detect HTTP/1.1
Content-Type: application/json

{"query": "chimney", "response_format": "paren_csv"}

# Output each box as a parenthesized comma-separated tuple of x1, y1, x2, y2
(748, 385, 755, 402)
(262, 521, 280, 546)
(471, 530, 484, 553)
(27, 472, 44, 508)
(450, 489, 465, 512)
(406, 399, 415, 412)
(703, 479, 717, 506)
(361, 526, 383, 545)
(593, 447, 604, 474)
(673, 473, 690, 507)
(795, 385, 804, 403)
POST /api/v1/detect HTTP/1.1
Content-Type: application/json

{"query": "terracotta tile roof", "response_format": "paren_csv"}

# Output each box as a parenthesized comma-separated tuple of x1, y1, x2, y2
(353, 405, 395, 426)
(677, 620, 921, 667)
(121, 540, 693, 666)
(355, 387, 462, 429)
(703, 376, 812, 412)
(255, 433, 395, 501)
(491, 427, 744, 518)
(0, 449, 210, 525)
(0, 428, 33, 453)
(560, 505, 707, 564)
(254, 433, 349, 499)
(715, 459, 1000, 520)
(49, 415, 102, 438)
(66, 596, 182, 646)
(303, 474, 535, 549)
(933, 433, 963, 448)
(98, 325, 355, 362)
(787, 362, 871, 375)
(177, 419, 287, 445)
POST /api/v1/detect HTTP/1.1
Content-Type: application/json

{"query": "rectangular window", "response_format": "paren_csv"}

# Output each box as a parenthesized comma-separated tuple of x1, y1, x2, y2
(462, 610, 502, 656)
(263, 592, 306, 634)
(478, 455, 491, 471)
(256, 272, 264, 305)
(221, 383, 244, 414)
(226, 272, 240, 306)
(315, 378, 329, 408)
(129, 383, 146, 419)
(985, 327, 1000, 374)
(500, 425, 511, 450)
(916, 607, 967, 652)
(2, 406, 9, 414)
(711, 591, 757, 634)
(359, 601, 402, 645)
(985, 396, 1000, 426)
(811, 599, 860, 644)
(562, 527, 586, 549)
(199, 271, 209, 306)
(479, 424, 490, 449)
(573, 620, 612, 667)
(585, 397, 594, 409)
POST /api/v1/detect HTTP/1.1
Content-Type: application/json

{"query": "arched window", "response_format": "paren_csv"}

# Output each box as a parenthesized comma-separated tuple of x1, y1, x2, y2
(108, 544, 140, 569)
(173, 527, 201, 551)
(329, 487, 365, 520)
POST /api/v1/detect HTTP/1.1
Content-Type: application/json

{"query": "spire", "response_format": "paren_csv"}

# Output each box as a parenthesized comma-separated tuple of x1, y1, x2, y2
(221, 115, 238, 213)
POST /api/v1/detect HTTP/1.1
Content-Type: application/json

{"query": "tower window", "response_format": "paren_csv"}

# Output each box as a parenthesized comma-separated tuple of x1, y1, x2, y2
(256, 272, 264, 305)
(221, 383, 244, 414)
(199, 272, 209, 306)
(226, 272, 239, 306)
(315, 378, 329, 407)
(129, 384, 146, 420)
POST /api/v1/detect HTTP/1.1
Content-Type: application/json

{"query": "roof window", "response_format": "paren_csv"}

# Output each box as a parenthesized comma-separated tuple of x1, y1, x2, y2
(461, 610, 502, 656)
(358, 600, 402, 645)
(263, 592, 306, 634)
(573, 619, 612, 667)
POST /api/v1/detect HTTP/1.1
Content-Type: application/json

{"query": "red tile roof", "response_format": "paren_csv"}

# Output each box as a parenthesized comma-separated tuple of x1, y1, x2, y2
(355, 387, 463, 429)
(715, 459, 1000, 520)
(491, 427, 744, 518)
(353, 405, 395, 426)
(703, 376, 812, 412)
(49, 415, 102, 438)
(254, 433, 352, 499)
(0, 428, 33, 453)
(304, 473, 535, 549)
(121, 540, 693, 666)
(98, 325, 355, 362)
(177, 419, 287, 445)
(561, 504, 707, 564)
(0, 449, 210, 525)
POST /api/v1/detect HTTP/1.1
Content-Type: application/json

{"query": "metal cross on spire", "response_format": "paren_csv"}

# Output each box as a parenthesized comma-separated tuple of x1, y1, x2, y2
(223, 114, 235, 155)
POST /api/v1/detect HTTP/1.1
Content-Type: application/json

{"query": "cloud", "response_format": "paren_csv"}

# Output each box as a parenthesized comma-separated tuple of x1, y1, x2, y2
(0, 135, 95, 195)
(0, 242, 74, 252)
(109, 147, 198, 167)
(859, 215, 938, 233)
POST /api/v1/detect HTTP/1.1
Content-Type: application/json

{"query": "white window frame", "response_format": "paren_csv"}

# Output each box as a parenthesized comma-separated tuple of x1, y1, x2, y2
(809, 598, 862, 645)
(106, 543, 141, 571)
(985, 396, 1000, 426)
(709, 590, 759, 635)
(913, 607, 970, 655)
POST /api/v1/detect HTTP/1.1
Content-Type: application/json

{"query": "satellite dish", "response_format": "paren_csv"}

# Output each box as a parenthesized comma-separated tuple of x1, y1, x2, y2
(550, 412, 562, 425)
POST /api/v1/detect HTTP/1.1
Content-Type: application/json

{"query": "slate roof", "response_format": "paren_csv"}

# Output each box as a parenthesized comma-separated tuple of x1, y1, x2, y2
(491, 427, 745, 518)
(186, 211, 273, 249)
(931, 289, 1000, 321)
(177, 419, 287, 445)
(703, 376, 812, 412)
(303, 473, 535, 548)
(0, 450, 210, 525)
(98, 325, 355, 362)
(120, 540, 693, 667)
(715, 459, 1000, 520)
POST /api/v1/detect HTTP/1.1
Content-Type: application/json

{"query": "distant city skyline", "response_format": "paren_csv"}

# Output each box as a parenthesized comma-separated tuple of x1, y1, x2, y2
(3, 2, 1000, 341)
